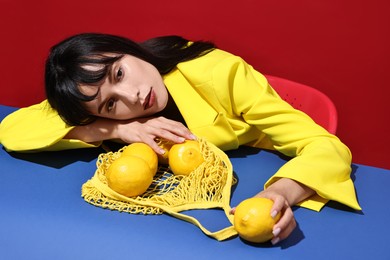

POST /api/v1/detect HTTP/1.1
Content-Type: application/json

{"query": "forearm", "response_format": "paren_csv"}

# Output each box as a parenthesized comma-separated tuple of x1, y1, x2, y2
(259, 178, 315, 206)
(63, 116, 196, 154)
(64, 118, 118, 143)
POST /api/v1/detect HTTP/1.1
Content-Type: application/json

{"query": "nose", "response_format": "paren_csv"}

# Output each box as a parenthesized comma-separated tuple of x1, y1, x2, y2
(110, 81, 142, 113)
(116, 85, 139, 104)
(128, 88, 140, 104)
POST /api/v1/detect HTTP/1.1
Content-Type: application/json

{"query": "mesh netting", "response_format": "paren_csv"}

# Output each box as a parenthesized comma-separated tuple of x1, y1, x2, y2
(81, 138, 234, 217)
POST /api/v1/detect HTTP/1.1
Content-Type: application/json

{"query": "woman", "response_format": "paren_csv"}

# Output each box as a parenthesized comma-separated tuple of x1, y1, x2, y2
(0, 33, 361, 245)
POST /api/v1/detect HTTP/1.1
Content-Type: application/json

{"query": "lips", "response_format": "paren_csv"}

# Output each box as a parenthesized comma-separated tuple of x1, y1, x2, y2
(143, 88, 155, 110)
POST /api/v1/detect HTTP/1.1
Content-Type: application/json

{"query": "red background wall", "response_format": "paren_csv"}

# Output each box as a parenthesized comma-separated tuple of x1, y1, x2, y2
(1, 0, 389, 169)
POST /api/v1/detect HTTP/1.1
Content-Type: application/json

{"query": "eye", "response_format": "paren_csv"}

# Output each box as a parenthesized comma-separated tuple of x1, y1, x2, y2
(106, 99, 116, 112)
(116, 67, 123, 80)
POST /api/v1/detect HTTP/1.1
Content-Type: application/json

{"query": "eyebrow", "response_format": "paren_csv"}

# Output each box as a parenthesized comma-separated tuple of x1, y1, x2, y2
(96, 65, 116, 114)
(107, 63, 115, 83)
(97, 99, 106, 114)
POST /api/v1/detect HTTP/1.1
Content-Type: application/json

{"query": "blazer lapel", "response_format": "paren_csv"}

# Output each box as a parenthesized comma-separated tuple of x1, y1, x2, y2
(164, 69, 217, 130)
(163, 69, 239, 150)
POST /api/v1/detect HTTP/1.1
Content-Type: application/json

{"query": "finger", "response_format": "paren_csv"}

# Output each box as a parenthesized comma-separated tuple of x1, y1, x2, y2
(274, 206, 294, 231)
(277, 217, 296, 241)
(139, 136, 167, 155)
(268, 195, 286, 219)
(152, 129, 186, 143)
(272, 207, 296, 244)
(153, 117, 196, 141)
(163, 125, 196, 141)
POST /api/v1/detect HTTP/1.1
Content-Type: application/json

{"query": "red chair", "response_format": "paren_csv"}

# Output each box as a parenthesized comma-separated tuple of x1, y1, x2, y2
(265, 75, 338, 134)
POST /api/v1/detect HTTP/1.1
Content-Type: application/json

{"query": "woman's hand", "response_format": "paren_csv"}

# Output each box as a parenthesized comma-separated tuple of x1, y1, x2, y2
(253, 189, 296, 245)
(230, 189, 295, 245)
(230, 178, 314, 245)
(115, 116, 196, 154)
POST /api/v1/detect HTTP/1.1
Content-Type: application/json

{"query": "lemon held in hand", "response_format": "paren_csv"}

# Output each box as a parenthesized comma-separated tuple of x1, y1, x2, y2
(121, 143, 158, 176)
(106, 156, 153, 197)
(234, 197, 281, 243)
(168, 140, 204, 176)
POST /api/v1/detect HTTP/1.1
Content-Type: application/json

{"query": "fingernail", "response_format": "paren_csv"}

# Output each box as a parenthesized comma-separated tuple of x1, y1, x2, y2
(229, 207, 236, 215)
(178, 137, 185, 142)
(159, 148, 166, 155)
(189, 134, 197, 140)
(271, 237, 280, 245)
(271, 210, 278, 218)
(272, 227, 281, 237)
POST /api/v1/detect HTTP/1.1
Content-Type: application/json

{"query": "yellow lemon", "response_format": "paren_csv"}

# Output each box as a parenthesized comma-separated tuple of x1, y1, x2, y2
(122, 143, 158, 176)
(168, 140, 204, 176)
(234, 197, 281, 243)
(106, 156, 153, 197)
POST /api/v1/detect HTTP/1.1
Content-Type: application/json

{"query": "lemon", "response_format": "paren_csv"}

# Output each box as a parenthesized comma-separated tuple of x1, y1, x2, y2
(234, 197, 281, 243)
(168, 140, 204, 176)
(122, 143, 158, 176)
(106, 156, 153, 197)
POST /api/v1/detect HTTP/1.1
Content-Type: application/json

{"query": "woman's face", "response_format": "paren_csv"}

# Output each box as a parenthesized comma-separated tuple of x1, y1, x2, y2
(79, 54, 169, 120)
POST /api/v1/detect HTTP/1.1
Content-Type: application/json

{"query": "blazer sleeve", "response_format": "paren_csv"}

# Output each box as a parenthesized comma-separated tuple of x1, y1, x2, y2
(212, 55, 361, 211)
(0, 100, 101, 152)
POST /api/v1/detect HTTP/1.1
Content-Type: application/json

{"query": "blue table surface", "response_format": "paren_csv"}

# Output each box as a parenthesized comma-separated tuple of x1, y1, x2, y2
(1, 105, 390, 260)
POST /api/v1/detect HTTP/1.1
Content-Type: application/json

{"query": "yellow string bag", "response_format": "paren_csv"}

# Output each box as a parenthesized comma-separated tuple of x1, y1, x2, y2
(81, 138, 238, 241)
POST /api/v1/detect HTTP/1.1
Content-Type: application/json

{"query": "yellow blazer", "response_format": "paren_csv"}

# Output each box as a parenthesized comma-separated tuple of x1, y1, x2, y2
(0, 49, 361, 211)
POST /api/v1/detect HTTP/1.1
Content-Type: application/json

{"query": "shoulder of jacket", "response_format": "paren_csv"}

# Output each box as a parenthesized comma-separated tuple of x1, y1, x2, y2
(174, 49, 245, 83)
(184, 48, 243, 66)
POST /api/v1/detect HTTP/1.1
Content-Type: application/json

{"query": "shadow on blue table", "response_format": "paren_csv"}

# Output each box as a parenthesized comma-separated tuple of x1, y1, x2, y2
(2, 138, 128, 169)
(236, 222, 305, 249)
(5, 147, 103, 169)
